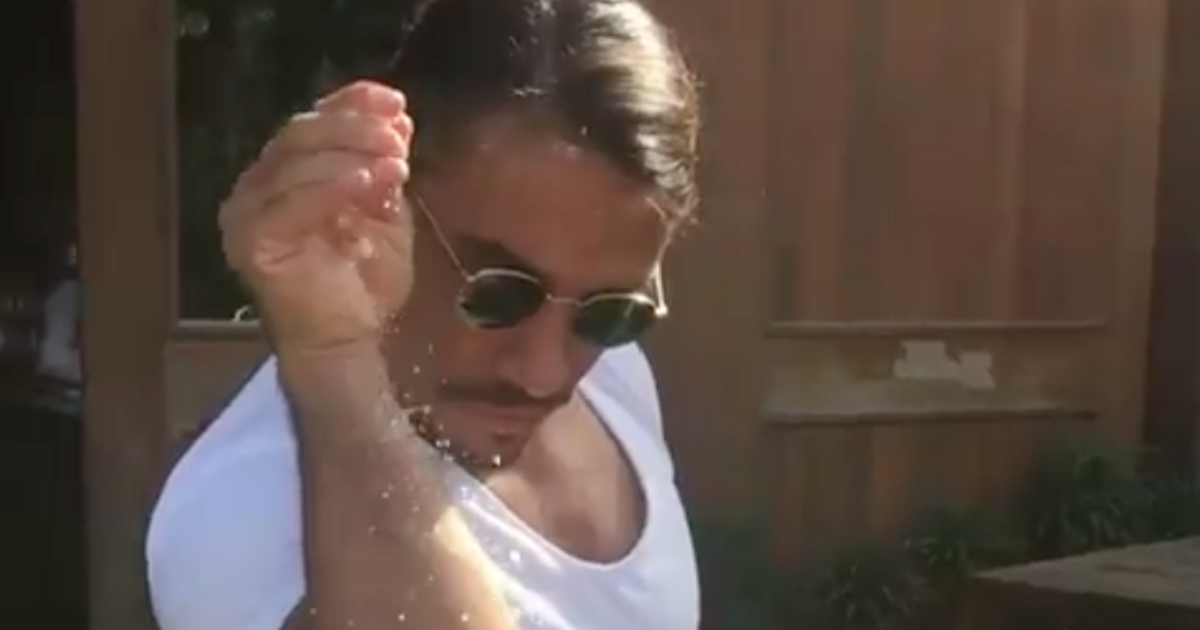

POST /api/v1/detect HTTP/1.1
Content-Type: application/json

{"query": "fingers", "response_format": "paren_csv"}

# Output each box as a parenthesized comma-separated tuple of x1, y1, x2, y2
(315, 80, 406, 119)
(221, 151, 409, 235)
(221, 177, 362, 272)
(253, 150, 407, 207)
(263, 112, 408, 159)
(314, 80, 414, 144)
(220, 81, 416, 275)
(231, 179, 410, 273)
(246, 81, 411, 189)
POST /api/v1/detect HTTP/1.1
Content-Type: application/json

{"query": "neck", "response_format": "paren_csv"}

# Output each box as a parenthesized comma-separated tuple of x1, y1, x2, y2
(409, 407, 510, 473)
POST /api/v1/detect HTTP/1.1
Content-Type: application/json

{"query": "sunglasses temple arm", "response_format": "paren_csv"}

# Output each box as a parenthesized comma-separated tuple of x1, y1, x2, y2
(653, 269, 669, 316)
(410, 192, 471, 276)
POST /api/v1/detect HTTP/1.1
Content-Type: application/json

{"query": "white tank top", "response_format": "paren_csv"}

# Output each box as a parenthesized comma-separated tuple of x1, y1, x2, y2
(146, 345, 700, 630)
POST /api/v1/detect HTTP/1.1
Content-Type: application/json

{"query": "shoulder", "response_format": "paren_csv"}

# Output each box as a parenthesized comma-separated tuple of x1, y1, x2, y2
(146, 359, 304, 630)
(586, 343, 664, 439)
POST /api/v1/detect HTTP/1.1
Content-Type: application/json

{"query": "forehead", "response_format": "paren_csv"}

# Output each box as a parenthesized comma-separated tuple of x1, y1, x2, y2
(417, 117, 668, 290)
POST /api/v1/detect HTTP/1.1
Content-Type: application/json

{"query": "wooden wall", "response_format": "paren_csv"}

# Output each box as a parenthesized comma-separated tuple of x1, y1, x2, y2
(648, 0, 1166, 566)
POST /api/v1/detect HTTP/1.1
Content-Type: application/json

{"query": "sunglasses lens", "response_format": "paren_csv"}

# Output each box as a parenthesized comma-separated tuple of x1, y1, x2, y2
(458, 272, 545, 329)
(574, 297, 660, 347)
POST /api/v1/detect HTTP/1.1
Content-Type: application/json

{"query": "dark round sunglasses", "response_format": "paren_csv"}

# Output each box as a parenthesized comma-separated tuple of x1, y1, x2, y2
(411, 194, 668, 348)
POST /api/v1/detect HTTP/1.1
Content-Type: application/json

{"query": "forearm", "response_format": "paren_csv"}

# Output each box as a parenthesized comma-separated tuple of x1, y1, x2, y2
(278, 344, 512, 630)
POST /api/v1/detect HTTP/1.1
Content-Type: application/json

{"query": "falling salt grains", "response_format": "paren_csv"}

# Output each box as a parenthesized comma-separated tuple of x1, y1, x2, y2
(508, 549, 522, 565)
(397, 613, 406, 623)
(382, 194, 402, 215)
(460, 613, 471, 624)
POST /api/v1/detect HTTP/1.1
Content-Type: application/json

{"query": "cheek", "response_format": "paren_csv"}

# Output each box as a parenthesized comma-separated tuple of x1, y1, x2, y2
(434, 321, 607, 384)
(566, 344, 607, 382)
(409, 239, 460, 308)
(433, 324, 506, 376)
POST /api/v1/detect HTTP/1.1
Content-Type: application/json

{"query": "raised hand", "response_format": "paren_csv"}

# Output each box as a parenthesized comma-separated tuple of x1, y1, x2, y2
(219, 81, 415, 352)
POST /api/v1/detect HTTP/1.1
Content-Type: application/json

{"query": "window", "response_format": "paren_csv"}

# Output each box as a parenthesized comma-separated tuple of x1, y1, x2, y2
(175, 0, 399, 319)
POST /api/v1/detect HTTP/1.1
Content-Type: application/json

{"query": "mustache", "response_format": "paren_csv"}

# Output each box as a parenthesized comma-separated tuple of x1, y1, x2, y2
(437, 380, 571, 410)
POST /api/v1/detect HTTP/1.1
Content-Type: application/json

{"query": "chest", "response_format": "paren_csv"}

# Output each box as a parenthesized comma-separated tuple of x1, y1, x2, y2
(460, 472, 700, 630)
(501, 553, 699, 630)
(444, 389, 700, 628)
(482, 425, 646, 564)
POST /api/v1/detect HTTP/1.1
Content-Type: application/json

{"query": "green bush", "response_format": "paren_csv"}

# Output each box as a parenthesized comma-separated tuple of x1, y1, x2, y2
(1020, 441, 1153, 558)
(709, 439, 1200, 630)
(801, 544, 928, 629)
(903, 507, 1025, 591)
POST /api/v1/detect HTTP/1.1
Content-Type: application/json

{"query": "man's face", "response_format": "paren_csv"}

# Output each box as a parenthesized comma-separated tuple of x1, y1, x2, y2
(385, 116, 669, 466)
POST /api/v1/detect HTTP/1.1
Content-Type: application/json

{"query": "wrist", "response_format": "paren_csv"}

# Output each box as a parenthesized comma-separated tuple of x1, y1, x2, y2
(275, 337, 384, 368)
(276, 337, 415, 452)
(275, 338, 390, 414)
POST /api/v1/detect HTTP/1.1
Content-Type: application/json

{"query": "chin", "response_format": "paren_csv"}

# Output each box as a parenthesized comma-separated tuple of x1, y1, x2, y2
(440, 401, 547, 434)
(425, 407, 539, 469)
(450, 432, 531, 470)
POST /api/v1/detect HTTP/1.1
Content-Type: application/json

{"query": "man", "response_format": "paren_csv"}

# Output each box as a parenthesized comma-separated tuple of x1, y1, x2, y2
(146, 0, 702, 628)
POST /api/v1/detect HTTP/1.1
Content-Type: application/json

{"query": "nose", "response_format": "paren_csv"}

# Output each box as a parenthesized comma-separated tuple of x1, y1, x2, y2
(495, 304, 575, 401)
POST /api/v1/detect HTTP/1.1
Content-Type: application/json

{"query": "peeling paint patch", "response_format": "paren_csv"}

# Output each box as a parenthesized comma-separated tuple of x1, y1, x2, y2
(892, 340, 995, 390)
